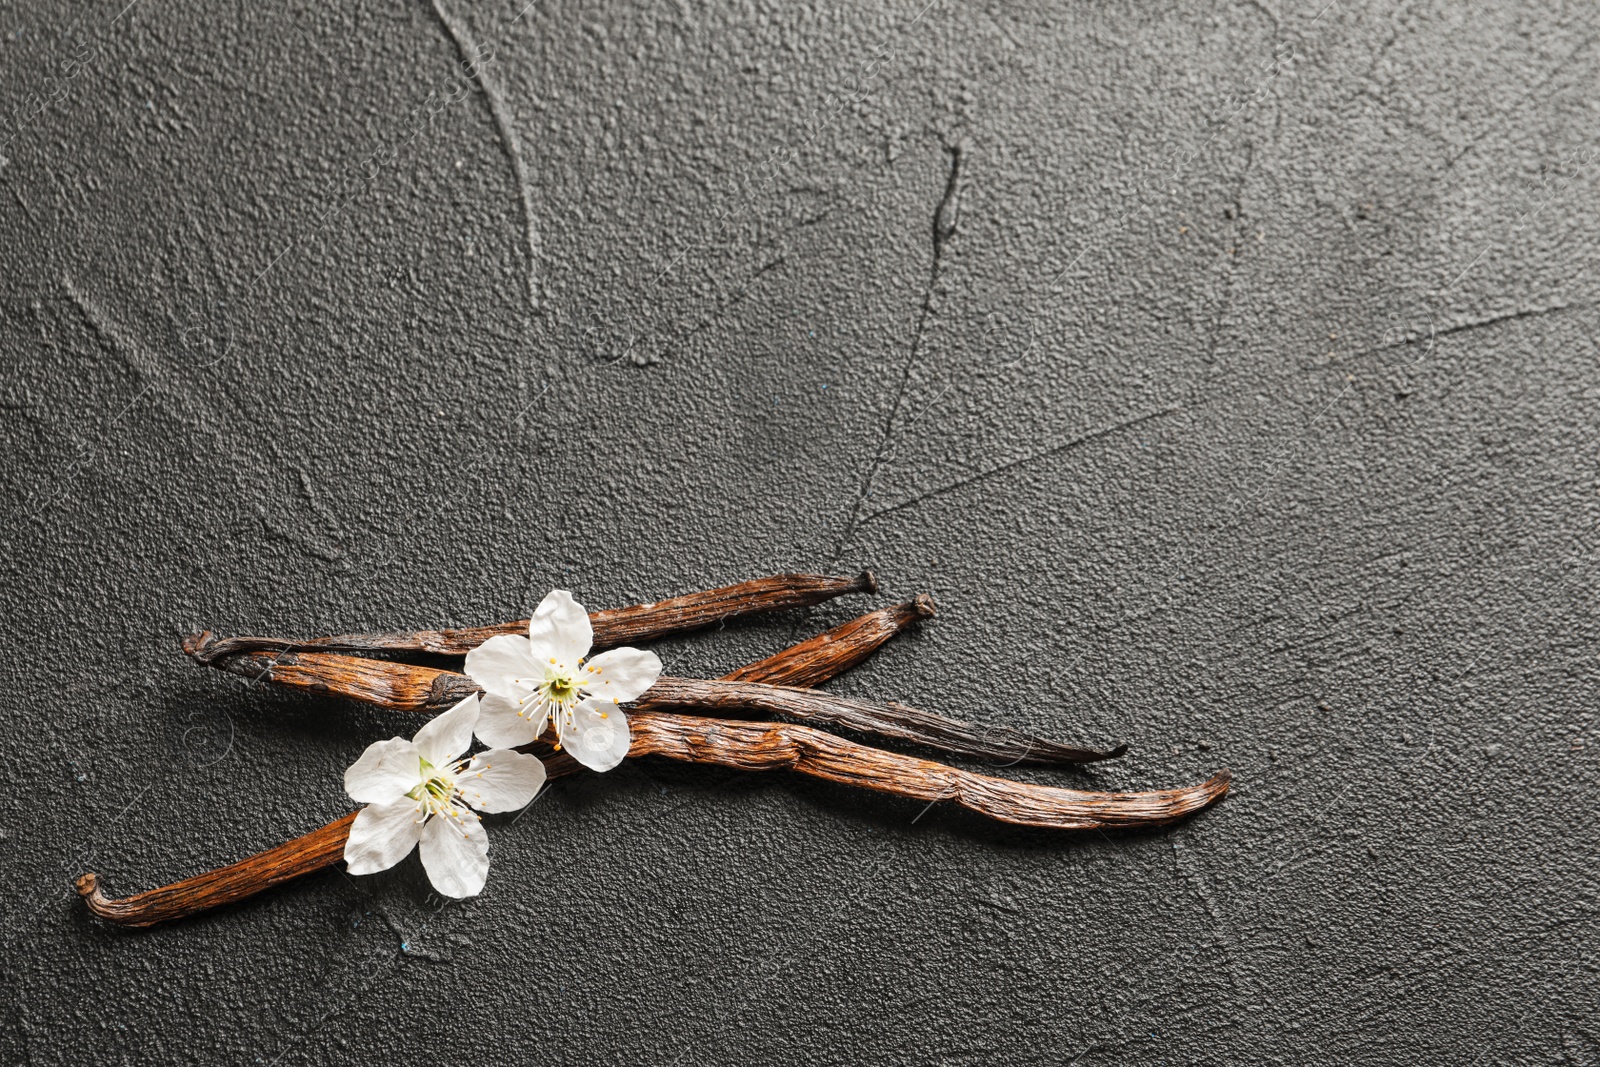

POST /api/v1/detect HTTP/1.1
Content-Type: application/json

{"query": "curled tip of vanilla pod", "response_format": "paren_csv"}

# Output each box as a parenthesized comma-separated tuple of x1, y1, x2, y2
(181, 571, 877, 662)
(77, 734, 1229, 927)
(75, 872, 107, 908)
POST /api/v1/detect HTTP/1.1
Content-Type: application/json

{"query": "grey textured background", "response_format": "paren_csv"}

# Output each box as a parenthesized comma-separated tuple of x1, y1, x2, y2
(3, 0, 1597, 1062)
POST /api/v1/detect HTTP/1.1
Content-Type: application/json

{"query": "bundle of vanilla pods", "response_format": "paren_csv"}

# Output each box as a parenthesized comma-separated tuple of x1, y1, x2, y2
(78, 572, 1228, 927)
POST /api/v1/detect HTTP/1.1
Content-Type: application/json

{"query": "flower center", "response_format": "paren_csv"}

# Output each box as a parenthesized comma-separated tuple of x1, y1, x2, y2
(543, 672, 579, 704)
(513, 660, 595, 746)
(408, 757, 470, 819)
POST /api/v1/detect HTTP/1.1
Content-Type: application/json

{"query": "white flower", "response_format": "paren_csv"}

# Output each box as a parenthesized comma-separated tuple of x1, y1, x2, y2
(343, 694, 546, 899)
(464, 589, 661, 771)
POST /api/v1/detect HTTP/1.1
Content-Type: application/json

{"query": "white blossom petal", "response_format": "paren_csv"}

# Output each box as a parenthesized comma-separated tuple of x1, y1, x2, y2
(474, 690, 547, 749)
(582, 646, 662, 705)
(561, 704, 632, 772)
(527, 589, 592, 668)
(344, 796, 425, 874)
(456, 748, 547, 813)
(464, 633, 537, 701)
(419, 810, 489, 898)
(413, 694, 479, 767)
(344, 738, 423, 803)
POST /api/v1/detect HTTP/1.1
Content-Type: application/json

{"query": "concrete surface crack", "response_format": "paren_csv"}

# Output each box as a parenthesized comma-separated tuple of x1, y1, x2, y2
(1168, 833, 1245, 1014)
(429, 0, 542, 314)
(296, 467, 345, 534)
(1355, 4, 1411, 92)
(35, 276, 167, 514)
(1342, 299, 1582, 373)
(625, 252, 788, 366)
(1432, 301, 1580, 341)
(258, 509, 346, 563)
(859, 403, 1182, 527)
(63, 276, 347, 562)
(932, 141, 963, 261)
(63, 275, 158, 385)
(10, 185, 42, 229)
(1206, 141, 1255, 366)
(830, 141, 965, 561)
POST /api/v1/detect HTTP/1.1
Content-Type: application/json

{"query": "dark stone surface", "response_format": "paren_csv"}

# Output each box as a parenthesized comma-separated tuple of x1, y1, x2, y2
(3, 0, 1596, 1062)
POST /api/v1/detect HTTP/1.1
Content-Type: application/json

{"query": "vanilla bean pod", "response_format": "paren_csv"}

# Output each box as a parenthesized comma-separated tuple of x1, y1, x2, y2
(77, 603, 924, 925)
(485, 715, 1210, 821)
(75, 815, 357, 929)
(509, 601, 942, 780)
(192, 596, 938, 712)
(184, 571, 876, 662)
(183, 596, 935, 715)
(634, 678, 1125, 765)
(192, 649, 1120, 766)
(188, 592, 1116, 764)
(627, 715, 1228, 830)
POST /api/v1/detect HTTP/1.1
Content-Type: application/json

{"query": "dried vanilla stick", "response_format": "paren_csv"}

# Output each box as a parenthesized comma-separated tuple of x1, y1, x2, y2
(190, 646, 1123, 765)
(183, 596, 936, 716)
(628, 715, 1227, 830)
(76, 815, 358, 928)
(184, 571, 876, 662)
(637, 677, 1125, 764)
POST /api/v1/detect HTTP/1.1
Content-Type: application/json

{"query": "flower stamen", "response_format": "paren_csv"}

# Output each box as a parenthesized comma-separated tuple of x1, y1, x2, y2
(406, 754, 476, 824)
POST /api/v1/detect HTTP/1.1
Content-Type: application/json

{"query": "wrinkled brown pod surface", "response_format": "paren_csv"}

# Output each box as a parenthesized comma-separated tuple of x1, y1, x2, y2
(84, 602, 1191, 926)
(191, 647, 477, 713)
(186, 597, 938, 718)
(183, 595, 1118, 765)
(627, 714, 1229, 829)
(184, 571, 876, 661)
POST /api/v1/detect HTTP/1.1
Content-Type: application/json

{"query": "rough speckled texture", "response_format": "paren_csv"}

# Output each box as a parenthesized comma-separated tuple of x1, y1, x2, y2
(3, 0, 1597, 1062)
